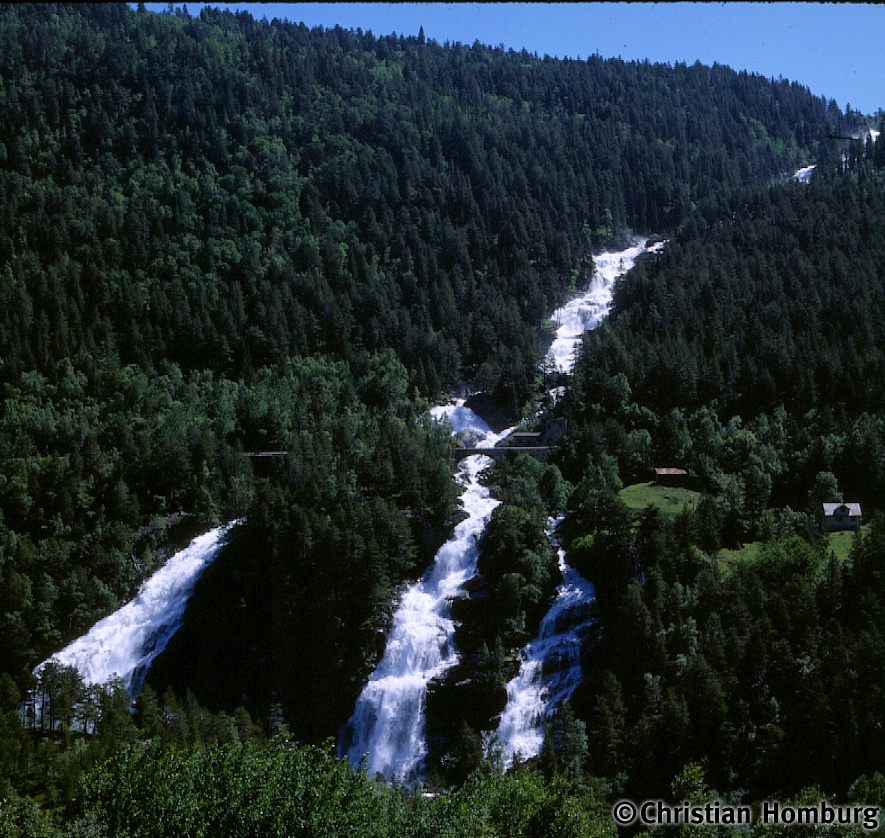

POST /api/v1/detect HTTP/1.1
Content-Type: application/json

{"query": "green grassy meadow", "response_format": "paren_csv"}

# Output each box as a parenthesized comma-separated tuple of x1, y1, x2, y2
(618, 481, 700, 519)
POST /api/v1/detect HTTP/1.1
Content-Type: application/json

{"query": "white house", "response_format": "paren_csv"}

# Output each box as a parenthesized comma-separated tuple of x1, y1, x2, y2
(822, 502, 862, 531)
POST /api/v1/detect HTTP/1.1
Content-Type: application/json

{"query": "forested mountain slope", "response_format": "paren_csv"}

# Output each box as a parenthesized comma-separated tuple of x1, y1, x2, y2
(0, 4, 844, 401)
(553, 166, 885, 801)
(584, 171, 885, 418)
(3, 3, 883, 827)
(0, 2, 848, 689)
(567, 166, 885, 510)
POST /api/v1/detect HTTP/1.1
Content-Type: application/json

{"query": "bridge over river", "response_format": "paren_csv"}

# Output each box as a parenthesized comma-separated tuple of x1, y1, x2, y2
(453, 446, 553, 462)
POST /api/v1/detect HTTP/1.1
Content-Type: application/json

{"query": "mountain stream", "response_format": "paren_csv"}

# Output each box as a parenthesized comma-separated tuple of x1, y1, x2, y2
(345, 238, 659, 777)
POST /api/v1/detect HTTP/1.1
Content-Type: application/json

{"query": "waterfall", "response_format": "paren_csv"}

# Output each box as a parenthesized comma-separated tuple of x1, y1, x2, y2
(35, 522, 238, 696)
(341, 401, 511, 780)
(344, 239, 661, 778)
(496, 530, 597, 766)
(548, 240, 653, 373)
(496, 240, 655, 763)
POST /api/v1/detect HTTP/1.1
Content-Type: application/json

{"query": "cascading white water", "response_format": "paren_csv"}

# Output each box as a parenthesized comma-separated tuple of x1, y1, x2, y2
(548, 239, 659, 373)
(342, 402, 512, 780)
(497, 532, 597, 765)
(35, 522, 238, 696)
(497, 240, 656, 763)
(344, 239, 662, 777)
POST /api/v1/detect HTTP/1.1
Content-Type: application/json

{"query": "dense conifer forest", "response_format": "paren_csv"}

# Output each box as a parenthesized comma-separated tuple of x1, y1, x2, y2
(1, 3, 884, 834)
(551, 167, 885, 805)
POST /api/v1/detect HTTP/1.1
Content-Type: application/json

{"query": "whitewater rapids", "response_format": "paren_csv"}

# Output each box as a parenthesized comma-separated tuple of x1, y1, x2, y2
(35, 522, 237, 696)
(341, 403, 511, 780)
(548, 239, 661, 373)
(496, 239, 655, 763)
(344, 238, 660, 777)
(496, 533, 597, 766)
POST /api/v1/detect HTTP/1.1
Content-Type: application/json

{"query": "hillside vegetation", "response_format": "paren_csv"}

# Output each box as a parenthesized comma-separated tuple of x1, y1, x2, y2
(0, 0, 844, 706)
(1, 3, 884, 832)
(552, 168, 885, 802)
(0, 5, 843, 399)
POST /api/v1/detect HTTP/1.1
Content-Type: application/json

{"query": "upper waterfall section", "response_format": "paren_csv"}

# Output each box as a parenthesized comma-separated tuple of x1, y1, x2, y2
(548, 239, 663, 373)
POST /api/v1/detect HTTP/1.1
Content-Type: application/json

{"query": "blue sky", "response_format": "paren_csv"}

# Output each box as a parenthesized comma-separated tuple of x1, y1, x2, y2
(145, 3, 885, 116)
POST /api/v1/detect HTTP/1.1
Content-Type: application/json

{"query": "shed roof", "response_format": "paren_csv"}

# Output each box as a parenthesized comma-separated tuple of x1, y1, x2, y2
(822, 502, 862, 517)
(655, 468, 687, 476)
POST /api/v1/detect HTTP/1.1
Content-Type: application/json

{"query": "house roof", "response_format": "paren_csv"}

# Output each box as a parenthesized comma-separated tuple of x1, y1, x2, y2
(822, 502, 862, 517)
(655, 468, 687, 476)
